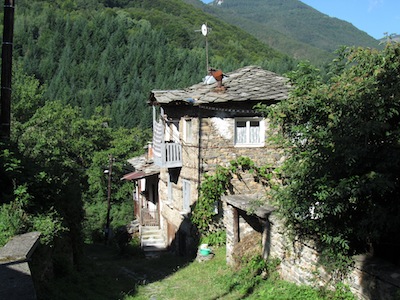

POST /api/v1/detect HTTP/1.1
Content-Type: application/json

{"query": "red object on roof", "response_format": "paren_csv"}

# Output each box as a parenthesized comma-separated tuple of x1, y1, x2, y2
(211, 69, 223, 81)
(121, 170, 159, 181)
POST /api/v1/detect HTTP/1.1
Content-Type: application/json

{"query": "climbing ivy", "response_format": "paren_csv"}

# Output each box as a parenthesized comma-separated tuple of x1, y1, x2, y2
(191, 156, 276, 235)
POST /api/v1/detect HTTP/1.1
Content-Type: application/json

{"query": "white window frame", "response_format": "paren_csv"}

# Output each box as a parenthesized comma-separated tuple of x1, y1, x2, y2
(182, 179, 191, 213)
(165, 119, 180, 142)
(234, 117, 265, 147)
(183, 118, 193, 144)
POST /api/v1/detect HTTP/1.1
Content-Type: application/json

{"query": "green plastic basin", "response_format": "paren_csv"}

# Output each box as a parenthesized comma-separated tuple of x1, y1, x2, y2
(200, 248, 211, 256)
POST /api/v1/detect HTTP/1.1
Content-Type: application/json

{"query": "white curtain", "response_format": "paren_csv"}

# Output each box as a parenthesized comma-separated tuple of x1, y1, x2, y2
(236, 121, 247, 144)
(153, 119, 164, 158)
(249, 121, 260, 143)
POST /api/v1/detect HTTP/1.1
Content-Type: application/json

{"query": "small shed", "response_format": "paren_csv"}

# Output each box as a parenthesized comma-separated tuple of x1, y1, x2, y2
(222, 194, 275, 266)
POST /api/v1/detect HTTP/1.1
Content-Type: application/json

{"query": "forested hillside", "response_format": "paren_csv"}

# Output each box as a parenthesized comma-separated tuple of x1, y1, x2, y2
(2, 1, 399, 297)
(13, 0, 295, 128)
(1, 0, 296, 290)
(188, 0, 380, 65)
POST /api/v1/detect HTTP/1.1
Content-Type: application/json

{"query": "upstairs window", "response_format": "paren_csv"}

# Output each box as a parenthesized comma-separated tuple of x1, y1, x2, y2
(165, 120, 180, 142)
(183, 118, 193, 144)
(235, 118, 265, 147)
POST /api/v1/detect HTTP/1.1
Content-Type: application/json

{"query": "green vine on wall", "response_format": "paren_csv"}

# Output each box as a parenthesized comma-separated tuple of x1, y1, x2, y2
(191, 156, 276, 235)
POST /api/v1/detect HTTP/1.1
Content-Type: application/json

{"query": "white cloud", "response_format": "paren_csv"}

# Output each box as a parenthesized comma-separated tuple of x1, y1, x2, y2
(369, 0, 384, 12)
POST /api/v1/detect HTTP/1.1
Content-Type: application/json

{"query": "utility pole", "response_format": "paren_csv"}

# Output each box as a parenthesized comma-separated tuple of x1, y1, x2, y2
(195, 23, 211, 74)
(0, 0, 15, 139)
(104, 154, 113, 244)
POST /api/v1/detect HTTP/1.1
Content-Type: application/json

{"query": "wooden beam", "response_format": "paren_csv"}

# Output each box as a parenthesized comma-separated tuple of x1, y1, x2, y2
(233, 207, 239, 244)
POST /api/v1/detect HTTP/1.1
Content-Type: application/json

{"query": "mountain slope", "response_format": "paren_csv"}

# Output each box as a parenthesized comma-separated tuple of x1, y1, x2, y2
(13, 0, 295, 128)
(187, 0, 380, 65)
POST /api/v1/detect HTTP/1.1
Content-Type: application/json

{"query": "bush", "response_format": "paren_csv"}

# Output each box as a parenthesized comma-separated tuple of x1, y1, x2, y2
(32, 209, 68, 246)
(0, 201, 27, 246)
(200, 230, 226, 247)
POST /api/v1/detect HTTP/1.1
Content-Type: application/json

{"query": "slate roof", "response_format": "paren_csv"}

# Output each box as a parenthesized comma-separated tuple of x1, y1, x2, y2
(222, 194, 276, 219)
(149, 66, 289, 106)
(121, 155, 160, 181)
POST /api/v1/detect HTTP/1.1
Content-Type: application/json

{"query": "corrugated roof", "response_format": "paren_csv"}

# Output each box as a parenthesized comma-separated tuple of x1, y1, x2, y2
(149, 66, 289, 106)
(122, 170, 159, 181)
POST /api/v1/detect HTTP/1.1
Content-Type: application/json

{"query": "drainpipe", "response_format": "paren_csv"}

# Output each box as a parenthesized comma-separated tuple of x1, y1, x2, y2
(0, 0, 15, 139)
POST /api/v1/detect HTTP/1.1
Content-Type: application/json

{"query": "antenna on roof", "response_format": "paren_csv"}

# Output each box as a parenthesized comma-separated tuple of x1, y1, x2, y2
(195, 23, 212, 73)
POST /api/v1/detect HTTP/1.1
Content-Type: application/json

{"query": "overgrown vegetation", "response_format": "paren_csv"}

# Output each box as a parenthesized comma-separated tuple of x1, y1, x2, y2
(1, 0, 397, 297)
(36, 243, 355, 299)
(131, 247, 354, 300)
(1, 0, 294, 289)
(0, 64, 150, 279)
(263, 42, 400, 269)
(191, 156, 274, 236)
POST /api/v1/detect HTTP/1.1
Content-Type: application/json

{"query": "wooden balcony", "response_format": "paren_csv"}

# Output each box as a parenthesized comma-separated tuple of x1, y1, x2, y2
(153, 142, 182, 169)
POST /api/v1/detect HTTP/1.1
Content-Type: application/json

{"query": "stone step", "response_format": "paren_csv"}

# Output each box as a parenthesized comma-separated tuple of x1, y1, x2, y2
(142, 237, 164, 244)
(142, 244, 165, 251)
(141, 234, 163, 239)
(140, 227, 167, 257)
(142, 238, 164, 245)
(141, 233, 164, 240)
(141, 227, 162, 234)
(143, 245, 168, 259)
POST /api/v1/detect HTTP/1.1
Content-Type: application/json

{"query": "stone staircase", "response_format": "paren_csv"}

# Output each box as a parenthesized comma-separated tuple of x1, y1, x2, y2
(140, 226, 167, 258)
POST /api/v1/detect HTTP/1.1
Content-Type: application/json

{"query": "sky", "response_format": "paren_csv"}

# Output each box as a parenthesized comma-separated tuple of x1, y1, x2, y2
(201, 0, 399, 39)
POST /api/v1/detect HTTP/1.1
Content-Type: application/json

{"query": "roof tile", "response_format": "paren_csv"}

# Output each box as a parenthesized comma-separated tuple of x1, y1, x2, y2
(150, 66, 289, 106)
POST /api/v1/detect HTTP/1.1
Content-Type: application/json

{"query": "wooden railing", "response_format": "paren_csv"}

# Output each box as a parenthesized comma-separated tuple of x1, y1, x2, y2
(141, 207, 159, 227)
(153, 142, 182, 168)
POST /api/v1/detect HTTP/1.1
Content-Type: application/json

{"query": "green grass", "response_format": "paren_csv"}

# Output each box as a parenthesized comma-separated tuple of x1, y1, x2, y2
(37, 243, 354, 300)
(36, 242, 191, 300)
(130, 247, 242, 300)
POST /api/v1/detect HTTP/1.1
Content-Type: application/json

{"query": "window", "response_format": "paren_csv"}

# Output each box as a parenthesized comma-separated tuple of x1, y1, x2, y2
(183, 118, 193, 144)
(182, 179, 191, 212)
(235, 118, 265, 146)
(165, 120, 179, 142)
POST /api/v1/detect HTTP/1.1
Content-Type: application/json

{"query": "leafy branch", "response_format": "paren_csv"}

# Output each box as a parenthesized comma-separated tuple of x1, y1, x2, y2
(191, 156, 276, 235)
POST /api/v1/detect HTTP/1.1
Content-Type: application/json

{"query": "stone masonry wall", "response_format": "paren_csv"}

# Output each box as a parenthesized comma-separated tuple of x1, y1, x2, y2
(199, 116, 284, 195)
(160, 114, 284, 255)
(224, 204, 400, 299)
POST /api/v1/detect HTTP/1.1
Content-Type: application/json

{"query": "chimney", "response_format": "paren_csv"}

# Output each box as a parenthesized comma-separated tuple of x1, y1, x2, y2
(209, 68, 224, 88)
(147, 142, 154, 161)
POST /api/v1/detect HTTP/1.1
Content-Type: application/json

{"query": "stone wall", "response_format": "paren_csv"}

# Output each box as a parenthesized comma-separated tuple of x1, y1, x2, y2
(224, 202, 400, 299)
(0, 232, 41, 300)
(159, 114, 284, 255)
(199, 116, 284, 195)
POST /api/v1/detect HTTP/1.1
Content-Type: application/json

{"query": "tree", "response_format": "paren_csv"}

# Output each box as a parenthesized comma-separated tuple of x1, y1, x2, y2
(83, 126, 151, 241)
(268, 42, 400, 266)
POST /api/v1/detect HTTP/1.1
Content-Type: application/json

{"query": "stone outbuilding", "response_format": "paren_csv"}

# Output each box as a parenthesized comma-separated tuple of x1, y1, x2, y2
(222, 194, 275, 265)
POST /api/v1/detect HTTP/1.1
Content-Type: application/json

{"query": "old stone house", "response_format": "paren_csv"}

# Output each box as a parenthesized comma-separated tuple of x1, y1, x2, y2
(125, 65, 289, 256)
(123, 65, 400, 298)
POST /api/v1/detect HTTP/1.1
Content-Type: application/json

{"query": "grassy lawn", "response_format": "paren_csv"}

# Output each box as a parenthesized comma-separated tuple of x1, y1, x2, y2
(130, 247, 242, 300)
(37, 243, 354, 300)
(36, 243, 192, 300)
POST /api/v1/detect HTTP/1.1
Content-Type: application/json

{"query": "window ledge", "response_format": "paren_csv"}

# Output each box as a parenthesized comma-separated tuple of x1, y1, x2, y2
(234, 143, 265, 148)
